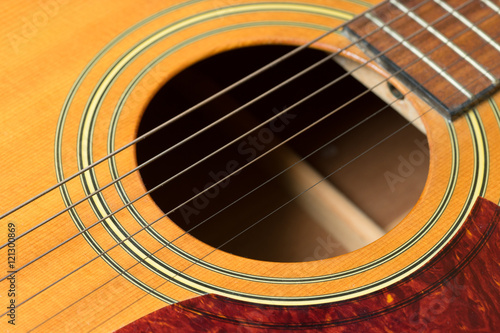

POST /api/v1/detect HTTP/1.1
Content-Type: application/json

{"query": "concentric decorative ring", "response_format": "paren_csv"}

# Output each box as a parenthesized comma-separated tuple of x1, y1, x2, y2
(55, 0, 494, 306)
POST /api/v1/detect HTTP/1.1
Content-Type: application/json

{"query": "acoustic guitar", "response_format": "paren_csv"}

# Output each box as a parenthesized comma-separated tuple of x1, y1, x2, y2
(1, 0, 499, 331)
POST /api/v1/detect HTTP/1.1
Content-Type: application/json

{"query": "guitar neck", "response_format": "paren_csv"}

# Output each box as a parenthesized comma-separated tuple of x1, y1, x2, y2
(345, 0, 500, 118)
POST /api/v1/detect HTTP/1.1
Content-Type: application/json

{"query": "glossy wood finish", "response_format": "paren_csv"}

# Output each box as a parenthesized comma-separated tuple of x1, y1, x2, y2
(346, 0, 500, 117)
(1, 0, 500, 331)
(118, 197, 500, 332)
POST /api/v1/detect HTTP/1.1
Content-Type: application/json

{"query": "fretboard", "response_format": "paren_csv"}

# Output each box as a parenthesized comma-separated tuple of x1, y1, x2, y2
(345, 0, 500, 118)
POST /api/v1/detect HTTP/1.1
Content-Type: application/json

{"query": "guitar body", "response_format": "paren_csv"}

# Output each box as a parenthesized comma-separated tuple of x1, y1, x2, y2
(1, 0, 499, 331)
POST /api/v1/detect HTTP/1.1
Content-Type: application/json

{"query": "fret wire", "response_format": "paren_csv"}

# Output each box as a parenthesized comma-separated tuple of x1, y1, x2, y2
(390, 0, 496, 83)
(4, 0, 496, 326)
(0, 0, 406, 249)
(0, 0, 437, 252)
(0, 0, 460, 284)
(20, 10, 500, 328)
(35, 2, 500, 328)
(482, 0, 500, 14)
(89, 59, 500, 333)
(1, 0, 393, 222)
(365, 12, 474, 98)
(434, 0, 500, 53)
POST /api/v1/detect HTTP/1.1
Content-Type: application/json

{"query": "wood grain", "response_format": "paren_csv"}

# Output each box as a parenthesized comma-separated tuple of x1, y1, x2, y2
(345, 0, 500, 117)
(0, 0, 500, 331)
(117, 197, 500, 332)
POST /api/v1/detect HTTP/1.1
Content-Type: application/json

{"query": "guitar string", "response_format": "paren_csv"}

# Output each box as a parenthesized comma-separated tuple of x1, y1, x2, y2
(0, 0, 434, 250)
(0, 0, 394, 221)
(23, 14, 500, 333)
(0, 0, 485, 284)
(1, 0, 480, 258)
(1, 0, 492, 300)
(56, 4, 500, 330)
(30, 48, 500, 333)
(92, 126, 416, 333)
(8, 11, 500, 330)
(87, 57, 500, 333)
(16, 10, 500, 327)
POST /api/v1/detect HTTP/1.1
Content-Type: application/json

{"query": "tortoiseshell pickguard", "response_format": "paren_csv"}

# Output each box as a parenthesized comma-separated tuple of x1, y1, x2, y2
(117, 197, 500, 332)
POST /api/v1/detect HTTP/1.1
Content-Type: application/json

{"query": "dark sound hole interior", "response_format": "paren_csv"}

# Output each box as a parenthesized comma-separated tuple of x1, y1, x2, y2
(136, 45, 429, 262)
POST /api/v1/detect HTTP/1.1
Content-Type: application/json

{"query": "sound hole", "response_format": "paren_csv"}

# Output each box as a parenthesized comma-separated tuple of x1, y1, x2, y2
(136, 45, 429, 262)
